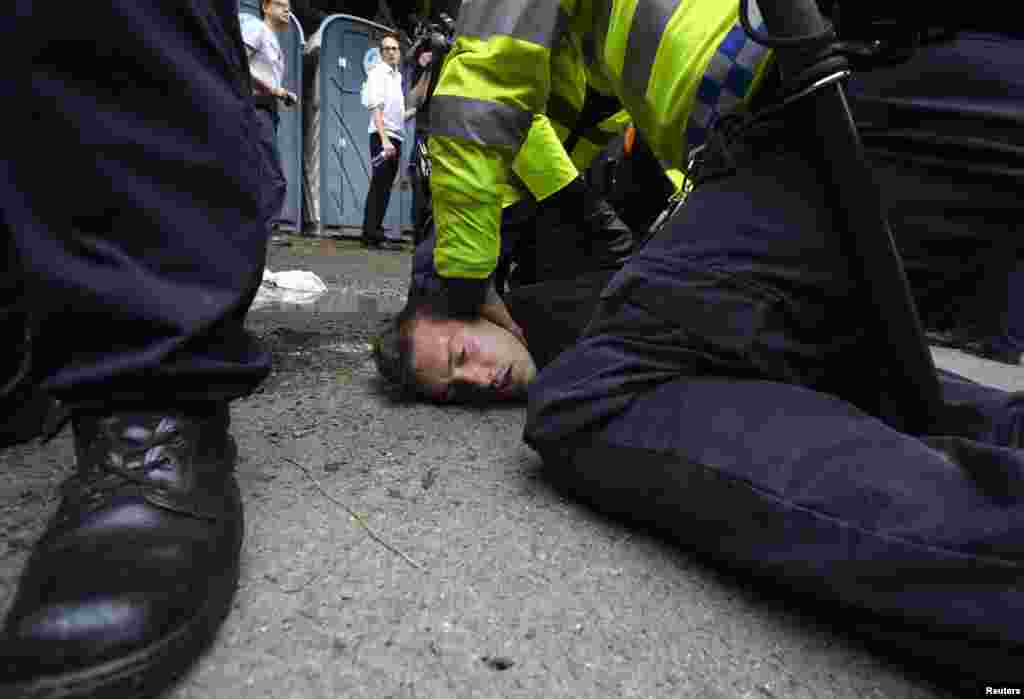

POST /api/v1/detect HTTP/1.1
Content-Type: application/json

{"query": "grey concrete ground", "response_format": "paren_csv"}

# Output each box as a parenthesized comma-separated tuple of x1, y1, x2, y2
(3, 234, 1023, 698)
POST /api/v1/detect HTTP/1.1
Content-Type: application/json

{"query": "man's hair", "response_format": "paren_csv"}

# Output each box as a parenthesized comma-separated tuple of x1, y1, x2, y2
(380, 31, 401, 48)
(372, 293, 461, 399)
(259, 0, 288, 19)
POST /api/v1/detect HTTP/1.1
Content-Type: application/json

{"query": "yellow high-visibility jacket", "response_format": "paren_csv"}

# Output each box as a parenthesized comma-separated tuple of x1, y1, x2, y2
(428, 0, 773, 293)
(504, 82, 628, 209)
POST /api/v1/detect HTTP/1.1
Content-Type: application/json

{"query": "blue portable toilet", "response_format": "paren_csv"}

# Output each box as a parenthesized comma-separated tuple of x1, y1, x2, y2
(302, 15, 414, 238)
(239, 0, 304, 231)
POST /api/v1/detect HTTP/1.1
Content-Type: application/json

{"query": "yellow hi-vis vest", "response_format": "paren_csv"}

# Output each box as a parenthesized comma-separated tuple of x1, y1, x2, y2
(503, 54, 627, 209)
(429, 0, 772, 282)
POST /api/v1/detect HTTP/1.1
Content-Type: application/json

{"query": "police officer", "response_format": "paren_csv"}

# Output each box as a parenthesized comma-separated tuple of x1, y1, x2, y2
(425, 0, 774, 326)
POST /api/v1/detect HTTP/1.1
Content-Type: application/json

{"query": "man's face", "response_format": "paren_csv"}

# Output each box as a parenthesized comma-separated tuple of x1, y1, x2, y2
(410, 315, 538, 403)
(263, 0, 290, 28)
(380, 38, 401, 67)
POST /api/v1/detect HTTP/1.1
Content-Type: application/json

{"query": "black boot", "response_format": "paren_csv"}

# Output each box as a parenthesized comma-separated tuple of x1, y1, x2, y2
(0, 403, 243, 698)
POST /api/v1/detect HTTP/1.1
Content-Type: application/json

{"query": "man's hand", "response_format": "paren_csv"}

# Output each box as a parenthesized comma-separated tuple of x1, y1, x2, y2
(481, 280, 527, 349)
(277, 88, 298, 107)
(382, 141, 397, 159)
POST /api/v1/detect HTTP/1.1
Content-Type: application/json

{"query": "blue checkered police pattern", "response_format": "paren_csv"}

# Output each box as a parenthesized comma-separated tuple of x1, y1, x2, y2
(685, 4, 769, 154)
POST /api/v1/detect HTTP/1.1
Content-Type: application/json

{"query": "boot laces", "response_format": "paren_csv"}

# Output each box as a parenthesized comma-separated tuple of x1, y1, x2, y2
(62, 416, 183, 514)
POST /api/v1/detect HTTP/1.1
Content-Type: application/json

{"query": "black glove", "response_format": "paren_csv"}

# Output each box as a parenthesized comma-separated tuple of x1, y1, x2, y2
(550, 177, 635, 271)
(441, 276, 489, 317)
(580, 189, 634, 270)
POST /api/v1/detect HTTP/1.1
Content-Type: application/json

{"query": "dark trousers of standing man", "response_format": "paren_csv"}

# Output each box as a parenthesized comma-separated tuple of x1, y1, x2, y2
(253, 97, 288, 231)
(362, 132, 402, 246)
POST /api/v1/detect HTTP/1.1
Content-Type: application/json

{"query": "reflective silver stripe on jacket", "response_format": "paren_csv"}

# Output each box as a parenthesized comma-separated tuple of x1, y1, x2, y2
(585, 0, 613, 65)
(430, 94, 533, 147)
(458, 0, 568, 47)
(621, 0, 682, 96)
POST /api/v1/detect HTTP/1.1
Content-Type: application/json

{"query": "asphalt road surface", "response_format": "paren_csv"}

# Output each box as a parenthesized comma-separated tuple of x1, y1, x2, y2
(3, 234, 1022, 698)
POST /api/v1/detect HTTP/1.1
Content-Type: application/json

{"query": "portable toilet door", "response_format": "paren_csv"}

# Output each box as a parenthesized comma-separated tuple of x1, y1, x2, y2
(311, 15, 414, 237)
(239, 0, 304, 231)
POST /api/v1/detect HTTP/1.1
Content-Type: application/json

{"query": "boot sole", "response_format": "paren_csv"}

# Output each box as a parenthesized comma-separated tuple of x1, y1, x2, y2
(2, 478, 244, 699)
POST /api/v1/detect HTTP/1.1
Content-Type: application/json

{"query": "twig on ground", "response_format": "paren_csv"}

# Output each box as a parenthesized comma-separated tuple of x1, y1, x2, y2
(283, 456, 423, 570)
(280, 572, 321, 594)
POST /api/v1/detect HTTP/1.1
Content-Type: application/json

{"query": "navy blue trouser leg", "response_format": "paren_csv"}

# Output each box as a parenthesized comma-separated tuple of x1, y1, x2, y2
(848, 32, 1024, 355)
(362, 133, 402, 240)
(2, 0, 272, 407)
(255, 107, 288, 229)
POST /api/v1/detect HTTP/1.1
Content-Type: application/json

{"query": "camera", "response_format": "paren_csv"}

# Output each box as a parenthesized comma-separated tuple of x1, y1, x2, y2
(402, 12, 458, 244)
(406, 12, 456, 61)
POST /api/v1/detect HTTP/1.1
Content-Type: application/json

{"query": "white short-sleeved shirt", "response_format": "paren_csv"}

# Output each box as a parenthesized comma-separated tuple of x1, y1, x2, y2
(364, 61, 405, 141)
(239, 13, 284, 92)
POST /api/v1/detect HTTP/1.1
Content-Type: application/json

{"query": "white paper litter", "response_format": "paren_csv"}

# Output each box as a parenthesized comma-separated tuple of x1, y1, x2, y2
(251, 269, 329, 310)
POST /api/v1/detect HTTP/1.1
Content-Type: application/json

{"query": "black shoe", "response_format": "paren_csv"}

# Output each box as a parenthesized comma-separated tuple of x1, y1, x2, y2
(362, 237, 404, 251)
(0, 404, 243, 698)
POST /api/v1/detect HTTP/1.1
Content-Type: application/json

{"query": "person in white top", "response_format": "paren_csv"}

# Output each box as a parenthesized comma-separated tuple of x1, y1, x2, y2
(240, 0, 298, 108)
(240, 0, 298, 229)
(360, 32, 425, 249)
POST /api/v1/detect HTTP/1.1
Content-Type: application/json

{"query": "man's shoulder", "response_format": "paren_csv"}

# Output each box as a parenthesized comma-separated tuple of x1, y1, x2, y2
(367, 62, 398, 87)
(240, 15, 281, 47)
(238, 13, 264, 44)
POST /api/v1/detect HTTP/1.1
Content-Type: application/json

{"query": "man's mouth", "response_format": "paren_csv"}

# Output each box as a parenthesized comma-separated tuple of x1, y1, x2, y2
(494, 366, 512, 392)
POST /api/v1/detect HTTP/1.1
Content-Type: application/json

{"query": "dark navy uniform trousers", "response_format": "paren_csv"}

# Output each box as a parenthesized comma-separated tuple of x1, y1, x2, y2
(526, 34, 1024, 688)
(849, 33, 1024, 355)
(2, 1, 278, 408)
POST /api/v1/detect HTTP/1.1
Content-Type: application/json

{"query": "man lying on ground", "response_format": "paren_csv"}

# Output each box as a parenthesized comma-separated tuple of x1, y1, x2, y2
(374, 269, 615, 403)
(374, 166, 637, 402)
(374, 128, 673, 402)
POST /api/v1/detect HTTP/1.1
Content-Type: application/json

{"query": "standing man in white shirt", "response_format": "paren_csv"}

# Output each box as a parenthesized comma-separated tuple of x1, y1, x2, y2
(240, 0, 298, 232)
(361, 32, 417, 249)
